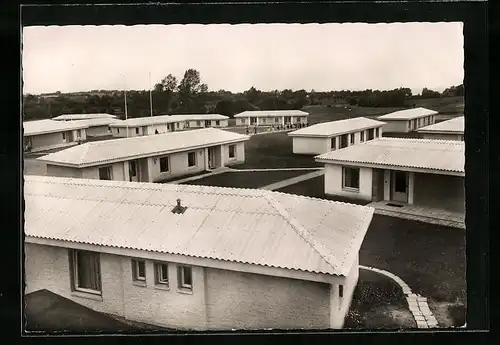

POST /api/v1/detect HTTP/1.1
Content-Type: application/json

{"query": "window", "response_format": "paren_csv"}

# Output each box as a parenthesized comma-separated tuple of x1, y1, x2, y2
(197, 121, 201, 127)
(176, 123, 180, 129)
(375, 128, 380, 137)
(131, 259, 146, 282)
(275, 117, 279, 123)
(129, 160, 137, 177)
(228, 144, 236, 158)
(340, 134, 348, 148)
(154, 262, 169, 286)
(70, 250, 102, 294)
(177, 265, 193, 291)
(360, 131, 365, 142)
(185, 121, 190, 128)
(461, 135, 464, 141)
(117, 128, 120, 134)
(331, 137, 336, 150)
(135, 127, 139, 134)
(188, 151, 197, 167)
(342, 167, 360, 190)
(216, 120, 220, 126)
(339, 284, 344, 298)
(98, 166, 112, 180)
(155, 129, 159, 134)
(160, 156, 169, 172)
(367, 128, 375, 140)
(62, 132, 66, 140)
(350, 133, 354, 144)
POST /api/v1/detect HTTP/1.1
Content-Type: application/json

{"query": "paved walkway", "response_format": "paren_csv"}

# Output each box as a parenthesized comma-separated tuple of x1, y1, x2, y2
(259, 169, 324, 191)
(360, 265, 439, 329)
(229, 167, 323, 172)
(367, 201, 465, 229)
(166, 167, 232, 184)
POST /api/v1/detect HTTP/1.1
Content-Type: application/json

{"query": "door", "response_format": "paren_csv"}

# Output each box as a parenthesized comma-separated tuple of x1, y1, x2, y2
(391, 171, 408, 203)
(372, 169, 385, 201)
(129, 160, 140, 182)
(208, 147, 216, 169)
(205, 120, 211, 128)
(250, 117, 257, 125)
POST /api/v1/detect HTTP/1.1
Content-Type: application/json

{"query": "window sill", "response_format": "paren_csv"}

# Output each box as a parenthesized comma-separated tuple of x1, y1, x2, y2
(177, 288, 193, 295)
(342, 187, 360, 193)
(71, 290, 103, 301)
(154, 284, 170, 291)
(132, 280, 147, 288)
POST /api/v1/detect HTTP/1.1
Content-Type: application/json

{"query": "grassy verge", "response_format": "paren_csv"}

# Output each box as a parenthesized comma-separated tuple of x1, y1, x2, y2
(181, 170, 311, 189)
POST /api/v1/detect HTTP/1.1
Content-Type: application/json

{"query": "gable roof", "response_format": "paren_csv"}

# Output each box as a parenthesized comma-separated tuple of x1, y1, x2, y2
(23, 119, 89, 136)
(37, 128, 250, 168)
(234, 110, 309, 118)
(377, 107, 438, 121)
(52, 113, 118, 121)
(110, 114, 228, 127)
(288, 117, 385, 138)
(24, 175, 374, 277)
(315, 137, 464, 175)
(417, 116, 464, 134)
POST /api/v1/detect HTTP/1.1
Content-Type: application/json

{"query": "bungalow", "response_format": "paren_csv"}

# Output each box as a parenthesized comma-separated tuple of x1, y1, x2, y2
(376, 107, 438, 133)
(63, 118, 123, 138)
(23, 119, 88, 153)
(24, 175, 375, 330)
(314, 138, 465, 214)
(288, 117, 386, 155)
(37, 128, 249, 183)
(416, 116, 464, 141)
(109, 114, 229, 138)
(234, 110, 309, 127)
(51, 113, 118, 121)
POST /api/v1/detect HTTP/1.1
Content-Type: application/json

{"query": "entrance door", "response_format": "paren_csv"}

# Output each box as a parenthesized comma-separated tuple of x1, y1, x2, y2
(391, 171, 408, 203)
(250, 117, 257, 125)
(129, 160, 140, 182)
(208, 147, 216, 169)
(205, 120, 211, 128)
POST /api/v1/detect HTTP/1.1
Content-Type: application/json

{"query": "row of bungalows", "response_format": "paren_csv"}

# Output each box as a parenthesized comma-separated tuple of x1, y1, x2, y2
(110, 114, 229, 138)
(23, 119, 89, 153)
(288, 117, 386, 155)
(24, 174, 375, 330)
(51, 113, 122, 138)
(417, 116, 464, 141)
(233, 110, 309, 127)
(314, 137, 465, 214)
(376, 107, 438, 133)
(36, 128, 249, 183)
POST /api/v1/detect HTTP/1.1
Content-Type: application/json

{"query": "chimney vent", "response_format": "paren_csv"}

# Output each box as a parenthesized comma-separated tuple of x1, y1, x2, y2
(171, 198, 187, 214)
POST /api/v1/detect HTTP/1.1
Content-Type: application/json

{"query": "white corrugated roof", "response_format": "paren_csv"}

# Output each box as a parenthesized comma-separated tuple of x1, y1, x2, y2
(37, 128, 250, 167)
(52, 113, 118, 121)
(24, 175, 374, 277)
(417, 116, 464, 134)
(288, 117, 385, 137)
(234, 110, 309, 118)
(64, 118, 123, 127)
(315, 137, 464, 174)
(377, 107, 438, 120)
(23, 119, 89, 136)
(110, 114, 228, 127)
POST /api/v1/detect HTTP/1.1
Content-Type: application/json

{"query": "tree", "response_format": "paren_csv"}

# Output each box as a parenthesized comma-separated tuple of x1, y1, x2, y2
(199, 83, 208, 94)
(421, 87, 441, 99)
(154, 74, 178, 93)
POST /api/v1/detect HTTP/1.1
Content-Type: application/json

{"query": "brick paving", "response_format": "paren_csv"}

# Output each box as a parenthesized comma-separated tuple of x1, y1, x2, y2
(360, 265, 439, 329)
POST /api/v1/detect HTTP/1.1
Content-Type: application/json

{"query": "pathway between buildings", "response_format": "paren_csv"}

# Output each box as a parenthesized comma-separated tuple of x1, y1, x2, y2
(259, 169, 324, 191)
(359, 265, 438, 329)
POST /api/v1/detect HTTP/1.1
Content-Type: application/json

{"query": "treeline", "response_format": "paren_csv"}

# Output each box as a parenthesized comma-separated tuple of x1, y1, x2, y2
(23, 68, 464, 121)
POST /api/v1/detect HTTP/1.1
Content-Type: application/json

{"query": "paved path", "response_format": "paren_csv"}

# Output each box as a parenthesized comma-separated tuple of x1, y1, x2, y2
(166, 167, 232, 184)
(228, 167, 323, 172)
(360, 265, 439, 329)
(259, 169, 324, 191)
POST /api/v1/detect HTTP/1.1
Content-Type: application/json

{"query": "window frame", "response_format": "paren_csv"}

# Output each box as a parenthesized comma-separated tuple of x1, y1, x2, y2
(177, 265, 193, 291)
(360, 131, 365, 142)
(339, 284, 344, 298)
(135, 127, 140, 134)
(131, 259, 147, 283)
(375, 127, 380, 137)
(342, 166, 360, 191)
(154, 262, 169, 287)
(159, 156, 170, 173)
(98, 166, 113, 180)
(69, 249, 102, 295)
(228, 144, 236, 158)
(187, 151, 197, 168)
(350, 133, 355, 145)
(330, 137, 336, 150)
(215, 120, 220, 126)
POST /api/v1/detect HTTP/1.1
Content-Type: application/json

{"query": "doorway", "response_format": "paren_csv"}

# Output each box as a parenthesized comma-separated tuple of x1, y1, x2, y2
(129, 160, 140, 182)
(208, 147, 216, 169)
(391, 171, 408, 203)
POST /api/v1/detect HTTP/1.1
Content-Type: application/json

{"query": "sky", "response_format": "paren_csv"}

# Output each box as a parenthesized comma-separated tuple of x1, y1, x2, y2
(22, 23, 464, 95)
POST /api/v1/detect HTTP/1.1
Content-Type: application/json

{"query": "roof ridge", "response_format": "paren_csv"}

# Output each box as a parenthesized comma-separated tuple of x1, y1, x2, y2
(263, 192, 341, 272)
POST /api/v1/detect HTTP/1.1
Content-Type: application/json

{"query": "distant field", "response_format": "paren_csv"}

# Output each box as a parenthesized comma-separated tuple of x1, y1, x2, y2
(405, 96, 464, 115)
(302, 105, 405, 125)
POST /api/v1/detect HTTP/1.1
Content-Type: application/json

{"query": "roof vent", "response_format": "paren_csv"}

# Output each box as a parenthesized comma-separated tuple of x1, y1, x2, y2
(171, 198, 187, 214)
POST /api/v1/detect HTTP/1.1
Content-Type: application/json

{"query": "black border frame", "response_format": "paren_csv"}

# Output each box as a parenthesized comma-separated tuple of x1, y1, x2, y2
(3, 1, 491, 344)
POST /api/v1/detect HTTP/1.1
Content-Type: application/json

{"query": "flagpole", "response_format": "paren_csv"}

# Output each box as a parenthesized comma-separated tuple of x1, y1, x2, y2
(123, 74, 128, 138)
(149, 72, 153, 117)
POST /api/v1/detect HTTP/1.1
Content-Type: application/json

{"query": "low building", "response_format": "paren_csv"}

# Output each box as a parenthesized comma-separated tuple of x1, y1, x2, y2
(24, 175, 375, 330)
(51, 113, 118, 121)
(315, 138, 465, 214)
(65, 118, 123, 138)
(109, 114, 229, 138)
(23, 119, 89, 153)
(376, 107, 438, 133)
(416, 116, 464, 141)
(37, 128, 249, 182)
(288, 117, 386, 155)
(234, 110, 309, 127)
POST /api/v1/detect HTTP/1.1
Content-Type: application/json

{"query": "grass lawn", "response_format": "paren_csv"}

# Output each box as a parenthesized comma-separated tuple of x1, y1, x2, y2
(24, 289, 171, 333)
(344, 270, 416, 329)
(303, 105, 406, 125)
(181, 170, 311, 189)
(232, 132, 323, 169)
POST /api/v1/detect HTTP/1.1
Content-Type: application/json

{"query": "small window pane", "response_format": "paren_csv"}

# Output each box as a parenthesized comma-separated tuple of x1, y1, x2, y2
(160, 157, 169, 172)
(188, 152, 196, 167)
(229, 145, 235, 158)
